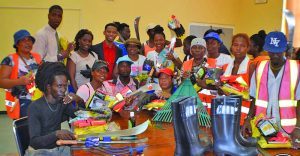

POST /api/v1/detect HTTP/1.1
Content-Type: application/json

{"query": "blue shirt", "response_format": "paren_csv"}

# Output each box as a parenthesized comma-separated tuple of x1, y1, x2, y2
(114, 41, 127, 56)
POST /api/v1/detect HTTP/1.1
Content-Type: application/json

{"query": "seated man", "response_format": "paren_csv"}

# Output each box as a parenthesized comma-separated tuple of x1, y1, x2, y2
(27, 62, 79, 155)
(113, 57, 139, 110)
(114, 57, 139, 93)
(155, 68, 176, 100)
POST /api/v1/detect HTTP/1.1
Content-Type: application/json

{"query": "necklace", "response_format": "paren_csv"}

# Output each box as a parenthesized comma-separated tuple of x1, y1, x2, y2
(18, 53, 34, 72)
(44, 96, 58, 112)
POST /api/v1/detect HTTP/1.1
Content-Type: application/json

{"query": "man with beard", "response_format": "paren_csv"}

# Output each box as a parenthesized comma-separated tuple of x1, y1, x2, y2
(113, 57, 139, 110)
(33, 5, 73, 62)
(114, 57, 139, 93)
(245, 31, 300, 149)
(27, 62, 79, 155)
(91, 23, 123, 80)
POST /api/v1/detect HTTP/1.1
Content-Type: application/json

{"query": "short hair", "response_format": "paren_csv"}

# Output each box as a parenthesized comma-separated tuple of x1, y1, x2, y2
(231, 33, 250, 47)
(250, 30, 267, 52)
(35, 62, 70, 93)
(74, 29, 94, 51)
(49, 5, 63, 13)
(104, 23, 118, 30)
(114, 22, 129, 33)
(183, 35, 197, 44)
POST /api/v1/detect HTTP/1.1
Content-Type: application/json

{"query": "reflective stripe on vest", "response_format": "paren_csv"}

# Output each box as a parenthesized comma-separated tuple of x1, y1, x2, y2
(4, 52, 41, 119)
(278, 60, 298, 133)
(5, 100, 15, 107)
(255, 60, 299, 133)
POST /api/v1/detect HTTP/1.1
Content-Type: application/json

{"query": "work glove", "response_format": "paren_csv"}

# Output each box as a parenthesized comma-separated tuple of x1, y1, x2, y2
(80, 64, 92, 78)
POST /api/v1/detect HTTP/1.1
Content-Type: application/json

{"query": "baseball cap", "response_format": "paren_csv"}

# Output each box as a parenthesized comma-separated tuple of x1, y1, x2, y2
(13, 29, 35, 48)
(263, 31, 287, 53)
(191, 38, 206, 49)
(204, 32, 222, 43)
(158, 68, 174, 77)
(92, 60, 109, 72)
(116, 56, 134, 65)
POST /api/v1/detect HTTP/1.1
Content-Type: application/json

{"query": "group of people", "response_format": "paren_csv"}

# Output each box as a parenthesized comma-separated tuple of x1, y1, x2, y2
(0, 4, 300, 154)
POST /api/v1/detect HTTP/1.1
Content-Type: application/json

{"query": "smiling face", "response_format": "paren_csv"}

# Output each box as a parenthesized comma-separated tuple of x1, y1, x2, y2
(47, 75, 68, 101)
(127, 44, 139, 56)
(78, 34, 93, 52)
(16, 37, 33, 53)
(92, 68, 108, 83)
(231, 36, 249, 60)
(103, 26, 118, 43)
(48, 9, 63, 30)
(154, 33, 165, 52)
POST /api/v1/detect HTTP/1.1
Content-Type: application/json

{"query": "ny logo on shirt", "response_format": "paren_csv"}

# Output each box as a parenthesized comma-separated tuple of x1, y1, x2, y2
(270, 37, 280, 47)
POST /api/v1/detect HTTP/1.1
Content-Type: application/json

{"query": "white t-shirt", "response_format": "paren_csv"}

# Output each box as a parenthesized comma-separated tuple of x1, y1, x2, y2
(215, 53, 232, 68)
(116, 55, 146, 77)
(33, 24, 59, 62)
(146, 48, 179, 71)
(223, 56, 249, 76)
(69, 51, 97, 87)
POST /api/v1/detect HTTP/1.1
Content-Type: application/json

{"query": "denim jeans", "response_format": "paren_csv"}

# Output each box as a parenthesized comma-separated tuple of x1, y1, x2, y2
(25, 146, 71, 156)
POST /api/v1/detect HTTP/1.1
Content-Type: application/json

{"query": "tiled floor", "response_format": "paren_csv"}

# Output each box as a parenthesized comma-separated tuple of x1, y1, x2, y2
(0, 114, 18, 156)
(0, 114, 70, 156)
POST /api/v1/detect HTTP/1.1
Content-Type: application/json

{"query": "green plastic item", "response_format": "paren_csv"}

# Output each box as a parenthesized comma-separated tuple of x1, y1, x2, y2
(152, 79, 211, 127)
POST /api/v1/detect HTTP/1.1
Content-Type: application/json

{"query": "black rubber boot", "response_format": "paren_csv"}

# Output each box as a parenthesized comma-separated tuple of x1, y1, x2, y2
(179, 97, 210, 156)
(211, 96, 259, 156)
(230, 95, 257, 147)
(171, 96, 189, 156)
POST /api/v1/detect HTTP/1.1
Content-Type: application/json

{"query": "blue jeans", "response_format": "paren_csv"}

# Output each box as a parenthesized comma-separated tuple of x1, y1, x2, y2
(25, 146, 71, 156)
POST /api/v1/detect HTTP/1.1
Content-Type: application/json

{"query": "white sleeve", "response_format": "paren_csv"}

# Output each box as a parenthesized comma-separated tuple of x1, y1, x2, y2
(296, 79, 300, 100)
(32, 32, 47, 59)
(249, 72, 256, 98)
(69, 52, 78, 64)
(76, 84, 90, 103)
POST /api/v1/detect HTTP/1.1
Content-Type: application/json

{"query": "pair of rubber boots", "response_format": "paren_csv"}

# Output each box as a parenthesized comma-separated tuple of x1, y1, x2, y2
(172, 96, 211, 156)
(211, 95, 259, 156)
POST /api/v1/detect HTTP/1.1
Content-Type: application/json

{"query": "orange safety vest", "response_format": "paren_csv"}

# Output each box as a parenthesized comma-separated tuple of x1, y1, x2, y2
(182, 58, 193, 71)
(207, 57, 228, 72)
(255, 60, 299, 133)
(234, 60, 251, 125)
(5, 52, 41, 119)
